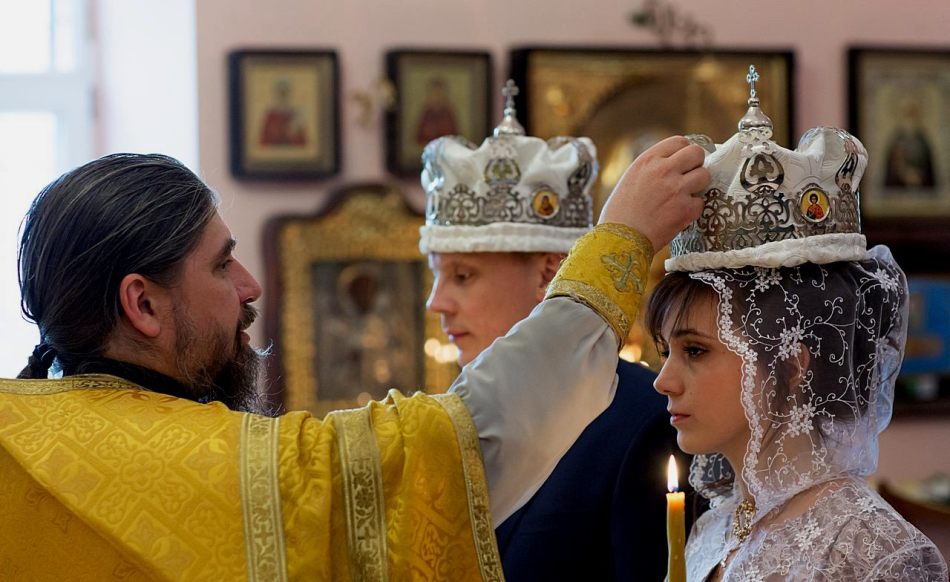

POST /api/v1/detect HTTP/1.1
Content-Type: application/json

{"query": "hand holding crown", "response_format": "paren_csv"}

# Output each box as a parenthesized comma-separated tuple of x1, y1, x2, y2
(599, 136, 710, 252)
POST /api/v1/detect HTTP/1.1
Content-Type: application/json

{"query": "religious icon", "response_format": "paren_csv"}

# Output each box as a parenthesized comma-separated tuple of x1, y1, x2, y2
(799, 188, 830, 223)
(314, 261, 423, 402)
(415, 77, 460, 148)
(386, 50, 492, 176)
(883, 97, 936, 191)
(265, 185, 458, 417)
(258, 78, 308, 147)
(850, 48, 950, 218)
(229, 50, 339, 179)
(532, 189, 560, 219)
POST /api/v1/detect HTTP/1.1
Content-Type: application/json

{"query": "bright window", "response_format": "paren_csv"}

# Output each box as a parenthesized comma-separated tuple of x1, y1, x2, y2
(0, 0, 92, 376)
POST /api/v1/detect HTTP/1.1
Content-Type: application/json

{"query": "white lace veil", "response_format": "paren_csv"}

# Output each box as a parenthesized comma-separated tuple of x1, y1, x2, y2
(685, 245, 909, 520)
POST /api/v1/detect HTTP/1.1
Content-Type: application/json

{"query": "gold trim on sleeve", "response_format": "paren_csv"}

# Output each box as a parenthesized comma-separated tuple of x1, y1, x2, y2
(546, 222, 653, 345)
(546, 279, 630, 343)
(433, 393, 505, 582)
(332, 407, 389, 582)
(596, 222, 654, 247)
(240, 414, 289, 582)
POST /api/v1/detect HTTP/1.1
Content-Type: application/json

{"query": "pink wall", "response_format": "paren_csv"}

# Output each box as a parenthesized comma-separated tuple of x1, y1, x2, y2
(196, 0, 950, 481)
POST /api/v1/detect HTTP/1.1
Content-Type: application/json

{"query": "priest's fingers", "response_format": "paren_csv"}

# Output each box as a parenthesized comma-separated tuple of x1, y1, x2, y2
(681, 184, 707, 230)
(648, 135, 692, 159)
(668, 143, 707, 174)
(599, 136, 708, 251)
(651, 183, 705, 248)
(681, 165, 712, 198)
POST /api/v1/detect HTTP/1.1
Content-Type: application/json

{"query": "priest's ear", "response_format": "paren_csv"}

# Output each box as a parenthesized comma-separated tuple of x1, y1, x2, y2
(116, 273, 169, 338)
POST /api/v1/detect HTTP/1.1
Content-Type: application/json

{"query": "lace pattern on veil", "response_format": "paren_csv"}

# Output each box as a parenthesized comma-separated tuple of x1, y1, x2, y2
(683, 246, 947, 580)
(686, 480, 947, 581)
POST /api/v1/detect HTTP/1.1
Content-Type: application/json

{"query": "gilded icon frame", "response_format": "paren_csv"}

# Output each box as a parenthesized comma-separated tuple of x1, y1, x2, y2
(263, 183, 458, 417)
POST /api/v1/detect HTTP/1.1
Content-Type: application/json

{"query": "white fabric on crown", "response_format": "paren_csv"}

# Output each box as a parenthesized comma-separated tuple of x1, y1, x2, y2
(420, 223, 589, 254)
(419, 134, 596, 254)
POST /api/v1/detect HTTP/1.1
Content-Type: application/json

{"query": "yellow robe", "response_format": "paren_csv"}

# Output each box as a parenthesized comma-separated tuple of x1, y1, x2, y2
(0, 379, 499, 581)
(0, 223, 651, 581)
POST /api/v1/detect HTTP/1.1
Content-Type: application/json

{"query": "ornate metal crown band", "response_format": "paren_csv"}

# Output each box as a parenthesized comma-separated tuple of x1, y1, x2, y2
(668, 66, 866, 267)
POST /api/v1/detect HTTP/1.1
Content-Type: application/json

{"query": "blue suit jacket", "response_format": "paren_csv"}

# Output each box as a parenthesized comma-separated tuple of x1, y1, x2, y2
(494, 360, 685, 582)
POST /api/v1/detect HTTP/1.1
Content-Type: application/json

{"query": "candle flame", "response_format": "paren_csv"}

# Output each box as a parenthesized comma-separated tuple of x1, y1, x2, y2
(667, 455, 679, 492)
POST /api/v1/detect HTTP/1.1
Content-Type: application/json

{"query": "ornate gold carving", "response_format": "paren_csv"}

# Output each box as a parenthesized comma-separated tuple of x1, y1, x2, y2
(433, 394, 504, 581)
(332, 407, 388, 581)
(276, 186, 457, 416)
(240, 414, 288, 581)
(546, 223, 653, 344)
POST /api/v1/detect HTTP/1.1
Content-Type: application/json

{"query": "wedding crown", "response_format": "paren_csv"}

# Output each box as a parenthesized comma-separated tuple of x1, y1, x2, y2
(666, 66, 868, 272)
(419, 80, 597, 254)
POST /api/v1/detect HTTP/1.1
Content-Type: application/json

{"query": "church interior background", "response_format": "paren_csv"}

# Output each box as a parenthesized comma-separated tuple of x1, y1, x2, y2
(1, 0, 948, 559)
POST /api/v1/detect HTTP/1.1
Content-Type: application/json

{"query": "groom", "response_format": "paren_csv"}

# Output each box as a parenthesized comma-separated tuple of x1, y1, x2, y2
(420, 83, 689, 580)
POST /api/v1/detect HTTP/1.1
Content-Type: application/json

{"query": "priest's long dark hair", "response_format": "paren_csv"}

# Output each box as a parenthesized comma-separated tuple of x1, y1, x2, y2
(17, 153, 218, 378)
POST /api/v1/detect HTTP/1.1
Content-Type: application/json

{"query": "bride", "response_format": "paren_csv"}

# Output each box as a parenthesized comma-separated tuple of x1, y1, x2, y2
(648, 248, 946, 580)
(638, 72, 948, 580)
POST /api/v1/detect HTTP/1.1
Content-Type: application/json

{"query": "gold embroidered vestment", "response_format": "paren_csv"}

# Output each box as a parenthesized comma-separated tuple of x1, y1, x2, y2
(0, 378, 500, 581)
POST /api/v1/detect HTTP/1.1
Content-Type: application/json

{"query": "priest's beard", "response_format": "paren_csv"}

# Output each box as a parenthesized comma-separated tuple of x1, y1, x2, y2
(173, 303, 273, 415)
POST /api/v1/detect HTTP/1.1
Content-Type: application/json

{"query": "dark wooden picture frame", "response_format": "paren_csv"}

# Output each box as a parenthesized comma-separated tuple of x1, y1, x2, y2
(229, 49, 340, 179)
(848, 47, 950, 274)
(385, 49, 493, 177)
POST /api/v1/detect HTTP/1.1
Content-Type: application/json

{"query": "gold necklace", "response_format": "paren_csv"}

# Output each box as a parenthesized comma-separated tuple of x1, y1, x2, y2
(732, 498, 756, 543)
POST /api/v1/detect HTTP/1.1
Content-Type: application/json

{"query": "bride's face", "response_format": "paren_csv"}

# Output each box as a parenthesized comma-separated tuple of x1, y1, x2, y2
(653, 297, 749, 463)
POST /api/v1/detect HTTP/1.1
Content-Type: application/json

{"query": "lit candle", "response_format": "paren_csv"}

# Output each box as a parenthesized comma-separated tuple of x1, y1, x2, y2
(666, 454, 686, 582)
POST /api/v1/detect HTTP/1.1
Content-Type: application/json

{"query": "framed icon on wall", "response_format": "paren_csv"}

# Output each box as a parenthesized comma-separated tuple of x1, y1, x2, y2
(229, 49, 340, 179)
(385, 49, 492, 176)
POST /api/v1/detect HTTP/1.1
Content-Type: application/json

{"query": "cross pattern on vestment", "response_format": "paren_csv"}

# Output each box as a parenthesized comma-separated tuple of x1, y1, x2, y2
(601, 252, 640, 293)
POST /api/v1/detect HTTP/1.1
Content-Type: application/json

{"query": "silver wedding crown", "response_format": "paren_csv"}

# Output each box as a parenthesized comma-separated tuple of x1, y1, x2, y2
(419, 80, 597, 254)
(666, 66, 868, 272)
